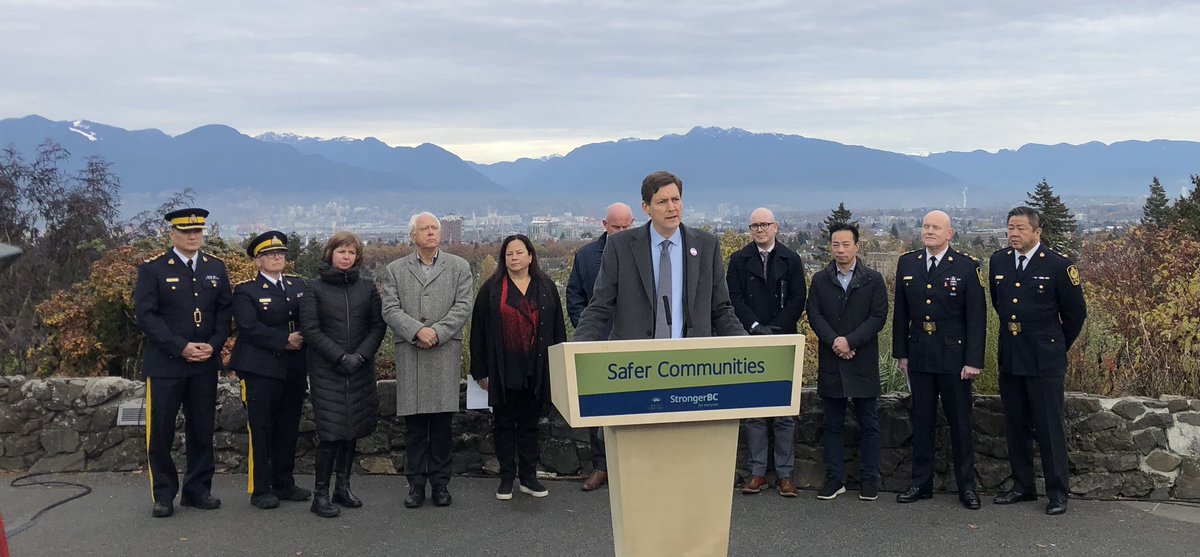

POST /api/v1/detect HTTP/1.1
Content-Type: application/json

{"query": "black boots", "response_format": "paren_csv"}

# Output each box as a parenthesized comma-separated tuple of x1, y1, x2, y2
(332, 439, 363, 508)
(310, 443, 339, 518)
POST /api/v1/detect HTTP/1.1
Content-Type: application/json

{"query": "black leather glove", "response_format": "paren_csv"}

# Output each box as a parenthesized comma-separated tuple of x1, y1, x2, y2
(337, 353, 365, 374)
(750, 324, 778, 335)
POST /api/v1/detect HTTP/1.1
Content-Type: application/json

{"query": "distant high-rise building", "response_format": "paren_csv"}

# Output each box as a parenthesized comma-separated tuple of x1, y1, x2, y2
(442, 215, 464, 245)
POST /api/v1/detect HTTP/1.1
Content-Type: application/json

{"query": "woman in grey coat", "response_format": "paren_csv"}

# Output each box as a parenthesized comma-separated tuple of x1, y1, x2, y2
(379, 212, 474, 509)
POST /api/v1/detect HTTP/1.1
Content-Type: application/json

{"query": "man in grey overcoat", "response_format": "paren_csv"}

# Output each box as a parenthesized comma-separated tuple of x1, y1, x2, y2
(379, 212, 474, 509)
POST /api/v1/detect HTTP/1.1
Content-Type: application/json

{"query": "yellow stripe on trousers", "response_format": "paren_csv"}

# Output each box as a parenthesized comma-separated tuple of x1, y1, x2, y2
(145, 377, 154, 502)
(241, 379, 255, 494)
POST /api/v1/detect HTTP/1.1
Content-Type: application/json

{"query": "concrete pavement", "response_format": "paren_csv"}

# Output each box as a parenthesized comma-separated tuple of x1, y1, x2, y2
(3, 473, 1199, 556)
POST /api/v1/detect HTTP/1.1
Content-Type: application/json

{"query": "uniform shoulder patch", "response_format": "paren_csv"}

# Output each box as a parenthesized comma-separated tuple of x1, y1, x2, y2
(1067, 265, 1081, 286)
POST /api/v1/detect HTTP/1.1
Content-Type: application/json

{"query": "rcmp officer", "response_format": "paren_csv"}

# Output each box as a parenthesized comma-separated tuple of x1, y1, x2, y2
(892, 210, 985, 510)
(229, 231, 312, 509)
(989, 206, 1087, 516)
(134, 208, 233, 518)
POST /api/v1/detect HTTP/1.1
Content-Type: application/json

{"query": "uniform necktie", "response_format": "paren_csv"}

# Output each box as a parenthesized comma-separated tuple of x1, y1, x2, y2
(760, 251, 769, 276)
(1018, 254, 1027, 272)
(655, 239, 673, 339)
(928, 255, 938, 273)
(187, 259, 194, 272)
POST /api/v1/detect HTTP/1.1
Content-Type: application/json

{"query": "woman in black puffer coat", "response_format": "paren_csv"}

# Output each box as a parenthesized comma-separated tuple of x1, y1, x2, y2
(299, 231, 385, 518)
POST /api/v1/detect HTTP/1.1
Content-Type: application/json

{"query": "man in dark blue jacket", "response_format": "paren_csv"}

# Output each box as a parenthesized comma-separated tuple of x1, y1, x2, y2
(893, 211, 985, 510)
(565, 202, 633, 492)
(726, 208, 806, 497)
(134, 208, 232, 518)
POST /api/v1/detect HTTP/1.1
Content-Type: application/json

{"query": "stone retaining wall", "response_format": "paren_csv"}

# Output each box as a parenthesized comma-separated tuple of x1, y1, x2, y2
(2, 375, 1198, 499)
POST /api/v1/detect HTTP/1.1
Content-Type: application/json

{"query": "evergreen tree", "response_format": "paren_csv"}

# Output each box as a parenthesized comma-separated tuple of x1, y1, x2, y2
(817, 202, 857, 257)
(1025, 178, 1079, 256)
(1141, 176, 1173, 228)
(889, 222, 900, 239)
(1174, 174, 1200, 240)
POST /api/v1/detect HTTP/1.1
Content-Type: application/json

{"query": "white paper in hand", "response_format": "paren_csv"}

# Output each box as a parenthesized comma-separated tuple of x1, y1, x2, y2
(466, 378, 491, 411)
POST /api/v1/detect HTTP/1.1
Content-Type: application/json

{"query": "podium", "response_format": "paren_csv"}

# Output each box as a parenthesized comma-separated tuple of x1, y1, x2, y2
(549, 335, 805, 557)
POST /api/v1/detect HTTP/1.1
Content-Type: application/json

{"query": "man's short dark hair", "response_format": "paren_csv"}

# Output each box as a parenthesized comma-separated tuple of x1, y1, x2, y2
(828, 222, 859, 243)
(1007, 206, 1042, 229)
(641, 171, 683, 205)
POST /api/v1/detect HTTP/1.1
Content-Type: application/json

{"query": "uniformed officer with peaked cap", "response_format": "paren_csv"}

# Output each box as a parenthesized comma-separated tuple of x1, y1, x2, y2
(989, 206, 1087, 516)
(893, 210, 986, 510)
(229, 231, 312, 509)
(134, 207, 233, 518)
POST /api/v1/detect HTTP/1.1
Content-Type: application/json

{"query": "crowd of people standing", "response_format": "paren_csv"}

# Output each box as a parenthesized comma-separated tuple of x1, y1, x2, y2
(134, 170, 1086, 521)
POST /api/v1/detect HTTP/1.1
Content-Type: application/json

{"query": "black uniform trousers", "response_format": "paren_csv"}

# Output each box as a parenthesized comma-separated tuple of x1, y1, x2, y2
(909, 371, 976, 493)
(999, 373, 1069, 501)
(146, 374, 217, 504)
(405, 412, 454, 489)
(240, 372, 307, 495)
(493, 389, 542, 482)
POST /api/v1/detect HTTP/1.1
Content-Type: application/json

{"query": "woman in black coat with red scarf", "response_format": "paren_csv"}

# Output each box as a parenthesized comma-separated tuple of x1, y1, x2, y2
(470, 234, 567, 501)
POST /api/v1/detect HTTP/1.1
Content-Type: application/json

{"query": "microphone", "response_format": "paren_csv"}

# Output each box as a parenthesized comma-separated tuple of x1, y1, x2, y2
(662, 295, 672, 327)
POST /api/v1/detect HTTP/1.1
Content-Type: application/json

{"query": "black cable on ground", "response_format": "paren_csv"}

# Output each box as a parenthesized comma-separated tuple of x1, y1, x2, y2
(3, 472, 93, 539)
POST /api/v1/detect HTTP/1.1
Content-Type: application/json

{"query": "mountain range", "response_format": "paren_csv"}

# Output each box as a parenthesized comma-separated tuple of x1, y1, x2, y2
(1, 115, 1195, 214)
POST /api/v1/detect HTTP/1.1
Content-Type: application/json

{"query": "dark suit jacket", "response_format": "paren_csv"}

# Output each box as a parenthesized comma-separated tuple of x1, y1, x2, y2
(566, 232, 607, 328)
(892, 246, 986, 374)
(806, 258, 888, 398)
(989, 244, 1087, 376)
(574, 223, 745, 341)
(726, 241, 807, 334)
(229, 273, 307, 379)
(134, 250, 233, 378)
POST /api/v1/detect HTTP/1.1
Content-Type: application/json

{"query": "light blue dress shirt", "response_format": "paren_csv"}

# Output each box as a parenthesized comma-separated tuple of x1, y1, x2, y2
(649, 226, 684, 338)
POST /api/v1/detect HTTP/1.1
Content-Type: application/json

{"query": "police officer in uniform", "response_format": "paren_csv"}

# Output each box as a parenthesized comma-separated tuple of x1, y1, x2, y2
(134, 208, 233, 518)
(990, 206, 1087, 516)
(229, 231, 312, 509)
(893, 210, 985, 510)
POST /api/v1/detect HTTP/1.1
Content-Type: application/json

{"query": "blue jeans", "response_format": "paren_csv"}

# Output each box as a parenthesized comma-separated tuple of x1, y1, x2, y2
(821, 396, 879, 486)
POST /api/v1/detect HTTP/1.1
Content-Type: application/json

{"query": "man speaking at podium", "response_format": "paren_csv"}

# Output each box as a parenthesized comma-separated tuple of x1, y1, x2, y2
(574, 171, 744, 341)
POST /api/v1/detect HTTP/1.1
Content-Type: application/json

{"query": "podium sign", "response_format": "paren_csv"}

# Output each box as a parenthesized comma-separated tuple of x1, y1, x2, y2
(549, 335, 804, 557)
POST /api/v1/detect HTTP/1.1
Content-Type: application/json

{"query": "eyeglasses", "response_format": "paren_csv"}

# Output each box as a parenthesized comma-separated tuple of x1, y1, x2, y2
(748, 222, 775, 232)
(259, 251, 287, 259)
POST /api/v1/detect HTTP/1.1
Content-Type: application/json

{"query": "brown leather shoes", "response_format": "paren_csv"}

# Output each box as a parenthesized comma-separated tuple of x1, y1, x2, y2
(582, 471, 608, 492)
(742, 475, 770, 494)
(777, 479, 798, 498)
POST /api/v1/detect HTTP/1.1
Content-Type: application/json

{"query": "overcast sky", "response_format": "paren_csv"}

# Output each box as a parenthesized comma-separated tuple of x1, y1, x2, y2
(2, 1, 1196, 162)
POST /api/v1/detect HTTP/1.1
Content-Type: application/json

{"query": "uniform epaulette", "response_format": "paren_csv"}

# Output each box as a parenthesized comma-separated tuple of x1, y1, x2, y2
(234, 278, 256, 286)
(283, 273, 303, 278)
(965, 253, 980, 262)
(202, 253, 224, 262)
(992, 247, 1011, 255)
(902, 248, 922, 256)
(143, 252, 168, 264)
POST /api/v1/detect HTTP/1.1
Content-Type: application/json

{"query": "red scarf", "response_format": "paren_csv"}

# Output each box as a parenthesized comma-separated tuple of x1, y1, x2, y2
(500, 277, 539, 354)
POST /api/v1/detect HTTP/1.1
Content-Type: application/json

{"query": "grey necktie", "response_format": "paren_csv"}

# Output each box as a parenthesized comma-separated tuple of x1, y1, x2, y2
(655, 239, 673, 338)
(760, 251, 769, 276)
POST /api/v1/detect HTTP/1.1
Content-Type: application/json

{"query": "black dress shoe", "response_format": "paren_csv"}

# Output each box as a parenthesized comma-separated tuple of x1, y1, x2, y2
(404, 488, 426, 509)
(993, 490, 1037, 505)
(896, 486, 932, 503)
(432, 487, 452, 507)
(274, 485, 312, 502)
(250, 493, 280, 509)
(960, 491, 981, 510)
(179, 493, 221, 510)
(151, 501, 174, 518)
(1046, 499, 1068, 515)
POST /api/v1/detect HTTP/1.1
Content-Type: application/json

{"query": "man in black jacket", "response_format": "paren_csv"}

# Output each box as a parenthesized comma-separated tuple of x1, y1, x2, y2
(806, 222, 888, 501)
(893, 211, 985, 510)
(565, 202, 634, 492)
(134, 208, 232, 518)
(990, 207, 1087, 516)
(726, 208, 806, 497)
